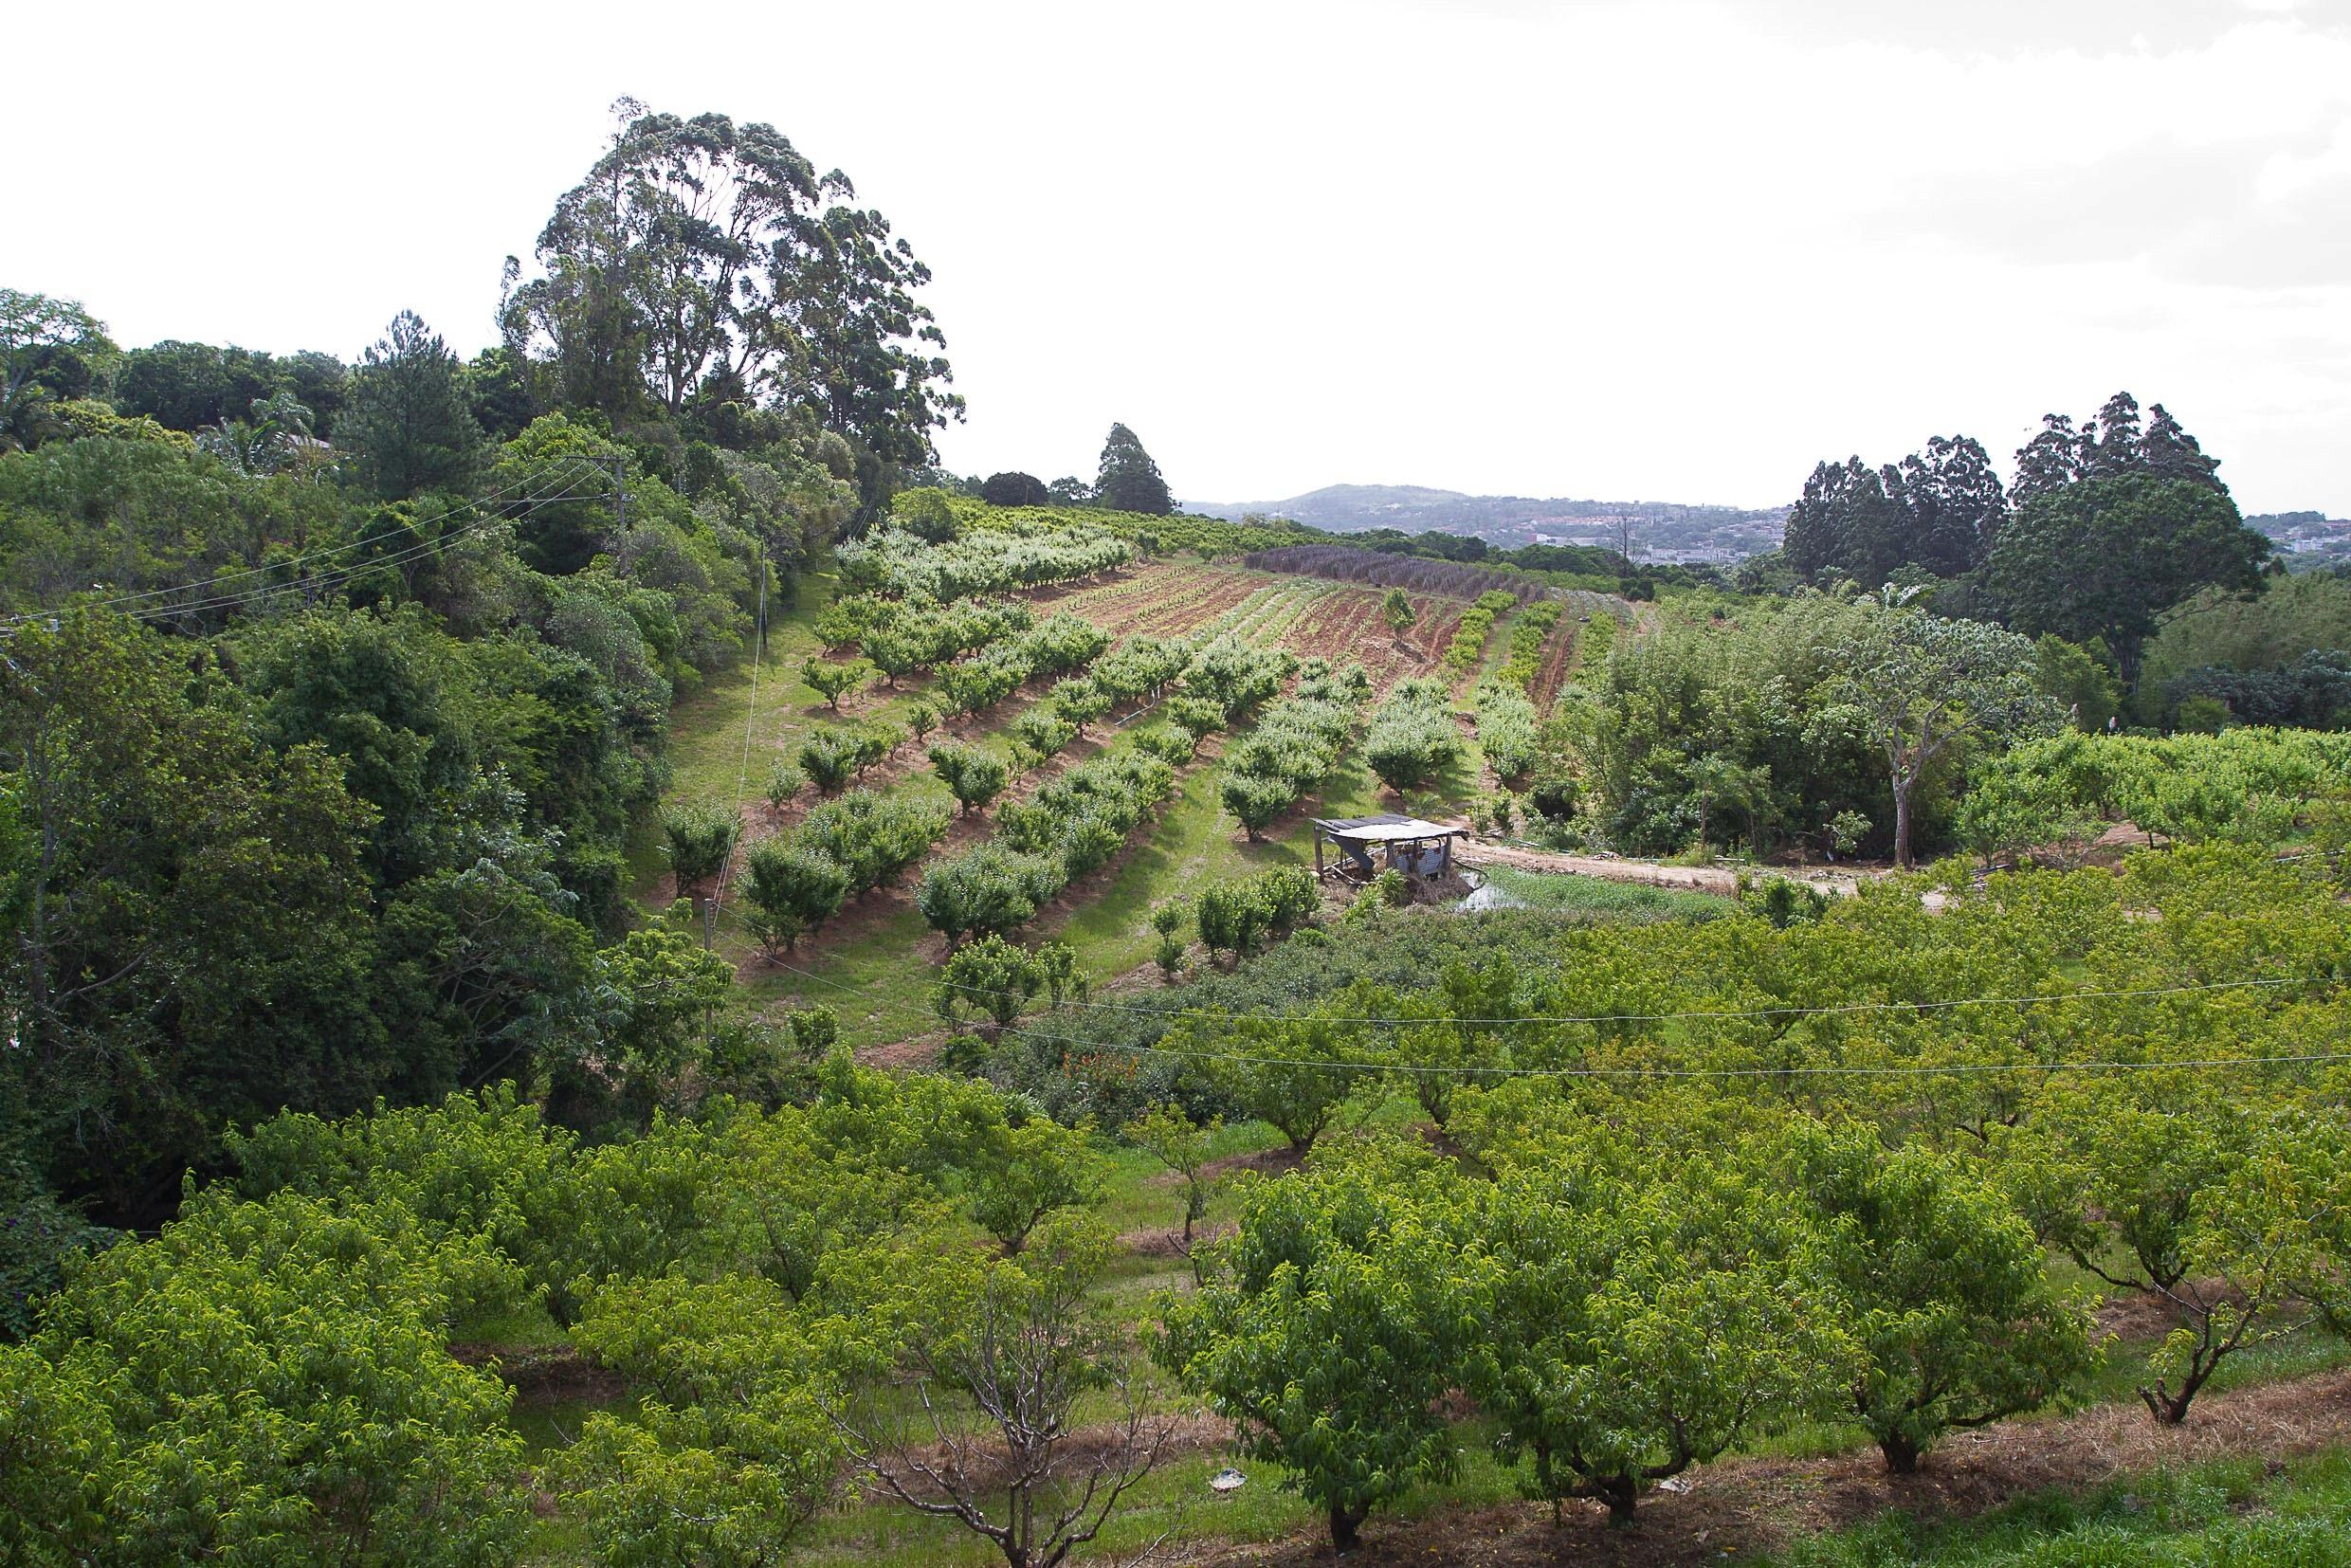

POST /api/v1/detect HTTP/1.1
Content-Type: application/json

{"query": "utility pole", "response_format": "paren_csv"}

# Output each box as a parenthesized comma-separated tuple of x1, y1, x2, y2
(611, 457, 629, 576)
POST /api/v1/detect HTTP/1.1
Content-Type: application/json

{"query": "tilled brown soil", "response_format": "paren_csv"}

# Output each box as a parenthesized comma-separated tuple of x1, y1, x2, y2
(1197, 1367, 2351, 1566)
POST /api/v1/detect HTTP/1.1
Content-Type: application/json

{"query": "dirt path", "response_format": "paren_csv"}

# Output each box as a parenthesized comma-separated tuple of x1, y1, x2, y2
(1456, 839, 1740, 895)
(1199, 1364, 2351, 1566)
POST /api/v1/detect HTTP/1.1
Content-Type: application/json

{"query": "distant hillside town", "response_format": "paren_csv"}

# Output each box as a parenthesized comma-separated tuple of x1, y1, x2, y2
(1188, 483, 1790, 563)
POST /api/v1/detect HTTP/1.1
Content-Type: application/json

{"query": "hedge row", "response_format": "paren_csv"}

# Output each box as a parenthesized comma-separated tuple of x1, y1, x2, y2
(1443, 590, 1522, 674)
(1497, 599, 1565, 691)
(1364, 677, 1463, 793)
(1219, 660, 1374, 840)
(933, 613, 1112, 718)
(1470, 681, 1540, 782)
(919, 750, 1180, 943)
(738, 789, 950, 953)
(838, 523, 1130, 602)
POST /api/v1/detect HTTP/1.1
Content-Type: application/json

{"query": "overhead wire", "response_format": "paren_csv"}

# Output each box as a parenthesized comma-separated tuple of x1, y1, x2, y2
(83, 464, 611, 627)
(749, 948, 2348, 1083)
(706, 537, 772, 929)
(0, 457, 608, 625)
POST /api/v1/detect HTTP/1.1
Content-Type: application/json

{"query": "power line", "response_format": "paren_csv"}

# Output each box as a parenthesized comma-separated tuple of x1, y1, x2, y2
(97, 466, 610, 627)
(0, 457, 606, 625)
(752, 951, 2347, 1083)
(704, 535, 771, 943)
(913, 970, 2327, 1030)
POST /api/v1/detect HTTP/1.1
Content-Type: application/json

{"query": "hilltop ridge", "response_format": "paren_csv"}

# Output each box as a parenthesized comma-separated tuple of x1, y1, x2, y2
(1184, 482, 1788, 561)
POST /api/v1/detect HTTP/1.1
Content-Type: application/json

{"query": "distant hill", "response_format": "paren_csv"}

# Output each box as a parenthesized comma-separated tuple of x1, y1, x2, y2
(1184, 483, 1788, 564)
(2249, 511, 2351, 573)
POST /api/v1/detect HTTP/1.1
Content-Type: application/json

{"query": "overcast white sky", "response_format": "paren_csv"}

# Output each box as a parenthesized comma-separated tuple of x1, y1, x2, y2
(10, 0, 2349, 513)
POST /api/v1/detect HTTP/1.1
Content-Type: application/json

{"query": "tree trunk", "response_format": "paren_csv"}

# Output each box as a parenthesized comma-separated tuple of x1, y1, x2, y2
(1328, 1503, 1366, 1554)
(1600, 1475, 1639, 1526)
(2140, 1377, 2202, 1425)
(1891, 775, 1915, 869)
(1878, 1432, 1922, 1474)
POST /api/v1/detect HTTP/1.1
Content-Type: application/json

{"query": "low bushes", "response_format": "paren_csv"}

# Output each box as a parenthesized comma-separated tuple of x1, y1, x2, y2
(1471, 681, 1540, 781)
(920, 749, 1181, 942)
(738, 788, 948, 954)
(797, 722, 900, 793)
(1194, 865, 1321, 961)
(1498, 599, 1565, 690)
(933, 613, 1110, 718)
(837, 523, 1130, 601)
(1218, 660, 1372, 840)
(1443, 590, 1522, 674)
(1364, 678, 1462, 793)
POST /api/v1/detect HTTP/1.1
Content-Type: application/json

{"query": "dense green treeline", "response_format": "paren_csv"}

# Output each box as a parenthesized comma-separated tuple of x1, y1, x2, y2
(9, 840, 2349, 1561)
(0, 97, 968, 1263)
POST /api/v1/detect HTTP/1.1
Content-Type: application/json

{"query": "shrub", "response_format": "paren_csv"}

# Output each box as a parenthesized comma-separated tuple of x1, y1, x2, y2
(929, 741, 1010, 815)
(917, 844, 1060, 945)
(661, 803, 737, 893)
(793, 790, 949, 897)
(1365, 679, 1462, 793)
(739, 841, 851, 954)
(800, 657, 867, 712)
(1010, 705, 1078, 764)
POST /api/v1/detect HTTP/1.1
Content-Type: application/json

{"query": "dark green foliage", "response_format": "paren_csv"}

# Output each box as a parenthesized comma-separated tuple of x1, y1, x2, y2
(111, 337, 345, 436)
(339, 311, 486, 500)
(1094, 423, 1172, 515)
(929, 740, 1010, 814)
(661, 803, 737, 893)
(1784, 436, 2005, 584)
(1986, 474, 2270, 684)
(2009, 391, 2227, 506)
(2162, 651, 2351, 731)
(978, 471, 1048, 507)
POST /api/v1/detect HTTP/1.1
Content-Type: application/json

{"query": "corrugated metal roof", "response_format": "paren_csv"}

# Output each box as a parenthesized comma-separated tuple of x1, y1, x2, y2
(1311, 815, 1465, 841)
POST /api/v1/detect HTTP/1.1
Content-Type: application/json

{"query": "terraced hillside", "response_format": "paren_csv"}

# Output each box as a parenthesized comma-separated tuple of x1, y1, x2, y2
(633, 498, 1614, 1053)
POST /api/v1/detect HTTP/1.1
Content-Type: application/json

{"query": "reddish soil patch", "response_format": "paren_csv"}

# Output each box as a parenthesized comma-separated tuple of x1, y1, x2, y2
(1198, 1144, 1306, 1182)
(1200, 1367, 2351, 1567)
(449, 1343, 628, 1407)
(1531, 614, 1581, 710)
(1134, 570, 1264, 639)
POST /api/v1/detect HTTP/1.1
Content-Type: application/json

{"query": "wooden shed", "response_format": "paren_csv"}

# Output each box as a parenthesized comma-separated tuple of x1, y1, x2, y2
(1310, 814, 1467, 882)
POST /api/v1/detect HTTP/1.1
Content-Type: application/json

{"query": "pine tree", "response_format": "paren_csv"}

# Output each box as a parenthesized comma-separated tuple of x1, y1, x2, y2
(342, 311, 486, 500)
(1095, 423, 1172, 515)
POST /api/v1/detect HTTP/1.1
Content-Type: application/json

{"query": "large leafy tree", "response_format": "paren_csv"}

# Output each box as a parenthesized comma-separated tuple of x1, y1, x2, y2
(509, 101, 961, 515)
(340, 311, 486, 500)
(1985, 474, 2269, 684)
(0, 289, 116, 448)
(1473, 1154, 1855, 1525)
(0, 611, 385, 1220)
(0, 1187, 532, 1566)
(1160, 1144, 1490, 1554)
(1783, 436, 2005, 584)
(2011, 391, 2227, 506)
(1094, 423, 1171, 515)
(1813, 597, 2058, 867)
(1784, 1121, 2092, 1472)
